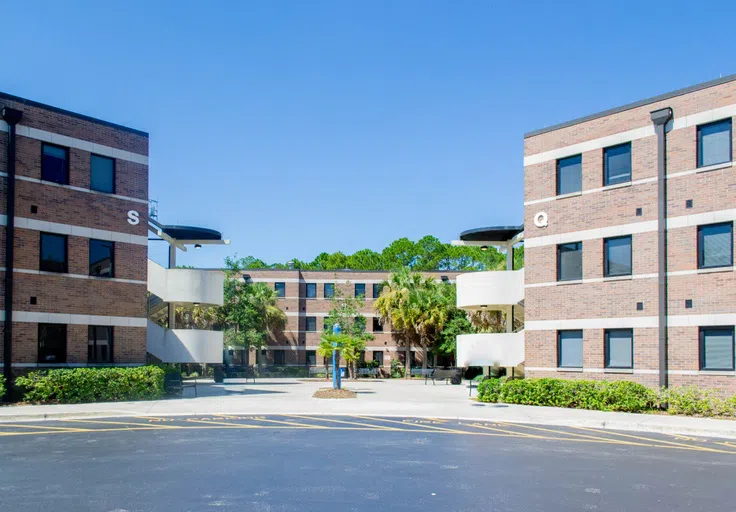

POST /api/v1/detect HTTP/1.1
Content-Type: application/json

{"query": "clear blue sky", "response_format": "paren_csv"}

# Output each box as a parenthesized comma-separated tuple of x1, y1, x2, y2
(4, 1, 735, 268)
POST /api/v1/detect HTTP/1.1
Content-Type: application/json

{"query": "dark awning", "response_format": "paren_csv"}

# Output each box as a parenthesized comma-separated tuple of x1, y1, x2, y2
(459, 225, 524, 243)
(160, 225, 223, 241)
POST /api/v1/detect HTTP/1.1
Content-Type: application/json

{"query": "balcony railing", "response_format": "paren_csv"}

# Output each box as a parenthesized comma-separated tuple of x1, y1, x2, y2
(456, 269, 524, 310)
(147, 320, 223, 364)
(148, 260, 224, 306)
(456, 332, 524, 367)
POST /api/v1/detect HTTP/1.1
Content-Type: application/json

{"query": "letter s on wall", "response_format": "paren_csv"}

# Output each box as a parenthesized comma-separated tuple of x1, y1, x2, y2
(127, 210, 140, 225)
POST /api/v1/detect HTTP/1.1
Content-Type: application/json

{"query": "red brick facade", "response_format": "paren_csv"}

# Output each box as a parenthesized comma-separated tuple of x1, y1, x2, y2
(523, 77, 736, 393)
(1, 92, 149, 372)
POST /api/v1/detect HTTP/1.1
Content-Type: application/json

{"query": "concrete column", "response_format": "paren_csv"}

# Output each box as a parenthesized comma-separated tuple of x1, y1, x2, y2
(168, 244, 176, 329)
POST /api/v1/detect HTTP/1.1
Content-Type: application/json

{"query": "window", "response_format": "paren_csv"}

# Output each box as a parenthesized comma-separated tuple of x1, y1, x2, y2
(305, 350, 317, 366)
(324, 283, 334, 298)
(324, 319, 333, 331)
(697, 119, 732, 168)
(41, 143, 69, 184)
(88, 326, 113, 363)
(305, 283, 317, 299)
(38, 324, 66, 363)
(305, 316, 317, 332)
(355, 283, 366, 297)
(557, 330, 583, 368)
(273, 350, 285, 365)
(604, 143, 631, 186)
(274, 282, 285, 297)
(354, 316, 366, 333)
(698, 223, 733, 269)
(89, 239, 114, 278)
(373, 317, 383, 332)
(604, 236, 632, 277)
(605, 329, 633, 369)
(557, 242, 582, 281)
(556, 154, 582, 195)
(373, 351, 384, 366)
(700, 327, 734, 371)
(90, 154, 115, 193)
(372, 283, 383, 298)
(40, 233, 68, 273)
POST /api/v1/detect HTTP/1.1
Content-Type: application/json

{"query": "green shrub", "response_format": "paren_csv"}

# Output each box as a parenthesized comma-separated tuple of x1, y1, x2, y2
(0, 374, 5, 400)
(660, 386, 736, 417)
(15, 366, 165, 404)
(390, 359, 405, 379)
(477, 378, 502, 403)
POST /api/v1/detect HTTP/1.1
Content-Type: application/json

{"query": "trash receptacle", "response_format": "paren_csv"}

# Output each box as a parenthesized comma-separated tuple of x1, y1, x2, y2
(213, 366, 224, 383)
(339, 368, 346, 378)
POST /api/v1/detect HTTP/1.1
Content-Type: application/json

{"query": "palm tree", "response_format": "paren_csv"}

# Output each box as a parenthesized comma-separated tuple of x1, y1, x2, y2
(374, 268, 450, 376)
(317, 338, 335, 380)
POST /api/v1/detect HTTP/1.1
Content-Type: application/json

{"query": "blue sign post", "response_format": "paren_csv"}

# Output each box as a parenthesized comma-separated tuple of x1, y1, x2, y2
(332, 323, 341, 390)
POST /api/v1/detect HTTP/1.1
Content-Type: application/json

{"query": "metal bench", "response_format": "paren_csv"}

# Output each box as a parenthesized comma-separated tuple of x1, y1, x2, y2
(309, 367, 330, 378)
(357, 368, 379, 378)
(223, 365, 256, 383)
(432, 368, 461, 385)
(164, 372, 198, 397)
(410, 368, 435, 384)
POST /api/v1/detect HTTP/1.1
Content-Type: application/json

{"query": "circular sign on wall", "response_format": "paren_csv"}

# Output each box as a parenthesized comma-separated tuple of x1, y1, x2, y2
(534, 211, 548, 228)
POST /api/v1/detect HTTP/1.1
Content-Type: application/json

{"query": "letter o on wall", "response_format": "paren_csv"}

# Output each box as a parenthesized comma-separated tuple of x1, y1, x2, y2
(534, 211, 548, 228)
(127, 210, 140, 225)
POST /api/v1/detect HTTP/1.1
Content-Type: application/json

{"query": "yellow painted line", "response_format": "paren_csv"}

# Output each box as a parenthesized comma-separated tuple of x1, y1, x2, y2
(494, 422, 638, 446)
(463, 422, 547, 439)
(185, 418, 260, 428)
(573, 426, 736, 454)
(0, 422, 91, 433)
(62, 419, 179, 429)
(354, 416, 470, 434)
(242, 417, 329, 429)
(283, 415, 405, 431)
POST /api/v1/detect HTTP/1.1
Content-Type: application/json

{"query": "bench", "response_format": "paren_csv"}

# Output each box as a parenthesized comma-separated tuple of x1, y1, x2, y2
(432, 368, 461, 385)
(223, 365, 256, 383)
(309, 367, 330, 378)
(357, 368, 379, 378)
(164, 372, 198, 397)
(410, 368, 435, 384)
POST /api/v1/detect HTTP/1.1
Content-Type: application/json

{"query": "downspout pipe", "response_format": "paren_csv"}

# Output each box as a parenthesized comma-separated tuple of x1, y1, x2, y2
(2, 107, 23, 398)
(651, 107, 673, 389)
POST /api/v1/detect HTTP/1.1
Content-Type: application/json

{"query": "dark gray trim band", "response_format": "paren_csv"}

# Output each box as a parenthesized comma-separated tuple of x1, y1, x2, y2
(525, 73, 736, 139)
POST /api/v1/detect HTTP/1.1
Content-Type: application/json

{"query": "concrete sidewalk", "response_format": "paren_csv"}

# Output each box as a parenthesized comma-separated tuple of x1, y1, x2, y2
(2, 378, 736, 440)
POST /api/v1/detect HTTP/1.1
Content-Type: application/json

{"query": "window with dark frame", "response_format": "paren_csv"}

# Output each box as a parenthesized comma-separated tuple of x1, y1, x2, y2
(324, 318, 333, 331)
(274, 282, 286, 298)
(89, 239, 114, 278)
(90, 154, 115, 193)
(305, 283, 317, 299)
(305, 316, 317, 332)
(698, 223, 733, 269)
(372, 283, 383, 298)
(373, 317, 383, 332)
(40, 233, 68, 273)
(41, 143, 69, 184)
(557, 242, 583, 281)
(700, 327, 734, 371)
(556, 154, 582, 195)
(38, 323, 67, 363)
(603, 143, 632, 186)
(604, 329, 633, 369)
(305, 350, 317, 366)
(697, 119, 732, 168)
(373, 351, 384, 366)
(557, 330, 583, 368)
(273, 349, 285, 365)
(324, 283, 334, 298)
(604, 235, 632, 277)
(88, 326, 113, 363)
(355, 283, 366, 298)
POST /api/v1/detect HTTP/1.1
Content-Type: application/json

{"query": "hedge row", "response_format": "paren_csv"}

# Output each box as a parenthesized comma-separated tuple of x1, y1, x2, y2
(15, 366, 166, 404)
(0, 374, 5, 400)
(477, 378, 736, 416)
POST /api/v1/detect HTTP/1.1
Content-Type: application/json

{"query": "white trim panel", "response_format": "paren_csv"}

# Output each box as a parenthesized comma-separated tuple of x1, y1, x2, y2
(0, 267, 146, 285)
(0, 310, 146, 327)
(0, 120, 148, 164)
(0, 172, 148, 205)
(11, 363, 143, 368)
(526, 367, 735, 377)
(526, 314, 736, 331)
(0, 215, 148, 246)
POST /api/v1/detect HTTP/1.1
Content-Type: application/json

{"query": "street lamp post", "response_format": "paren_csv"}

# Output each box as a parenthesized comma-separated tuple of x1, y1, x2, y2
(332, 323, 341, 390)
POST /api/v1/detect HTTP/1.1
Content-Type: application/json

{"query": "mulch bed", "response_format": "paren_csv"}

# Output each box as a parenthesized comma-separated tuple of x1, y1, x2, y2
(313, 388, 357, 399)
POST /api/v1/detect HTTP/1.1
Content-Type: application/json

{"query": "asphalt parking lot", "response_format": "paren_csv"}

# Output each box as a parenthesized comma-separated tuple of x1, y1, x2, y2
(1, 414, 736, 511)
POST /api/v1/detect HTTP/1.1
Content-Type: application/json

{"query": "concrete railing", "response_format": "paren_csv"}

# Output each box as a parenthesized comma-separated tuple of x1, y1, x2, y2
(146, 320, 223, 364)
(456, 331, 524, 367)
(456, 269, 524, 310)
(147, 260, 224, 307)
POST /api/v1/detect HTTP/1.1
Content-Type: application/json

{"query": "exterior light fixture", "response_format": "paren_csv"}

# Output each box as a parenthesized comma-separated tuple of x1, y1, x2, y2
(193, 302, 200, 307)
(480, 245, 489, 251)
(480, 305, 487, 309)
(441, 275, 449, 283)
(194, 244, 202, 249)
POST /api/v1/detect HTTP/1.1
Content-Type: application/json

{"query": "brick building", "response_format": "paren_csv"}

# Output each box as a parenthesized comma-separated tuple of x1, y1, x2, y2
(231, 269, 462, 369)
(1, 92, 150, 383)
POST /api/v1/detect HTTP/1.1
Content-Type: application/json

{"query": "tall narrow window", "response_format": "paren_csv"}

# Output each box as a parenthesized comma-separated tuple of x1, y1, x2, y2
(557, 242, 583, 281)
(273, 350, 285, 365)
(324, 283, 334, 298)
(305, 317, 317, 332)
(373, 351, 384, 366)
(38, 324, 67, 363)
(697, 119, 732, 168)
(305, 283, 317, 299)
(88, 326, 113, 363)
(556, 154, 582, 195)
(274, 282, 286, 298)
(700, 327, 734, 371)
(698, 223, 733, 269)
(558, 330, 583, 368)
(305, 350, 317, 366)
(373, 317, 384, 332)
(604, 236, 632, 277)
(605, 329, 633, 369)
(42, 143, 69, 184)
(604, 143, 631, 185)
(40, 233, 68, 273)
(373, 283, 383, 298)
(90, 154, 115, 193)
(355, 283, 366, 298)
(89, 239, 114, 278)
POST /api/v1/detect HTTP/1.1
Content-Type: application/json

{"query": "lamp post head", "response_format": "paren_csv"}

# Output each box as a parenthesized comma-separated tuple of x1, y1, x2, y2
(332, 323, 342, 335)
